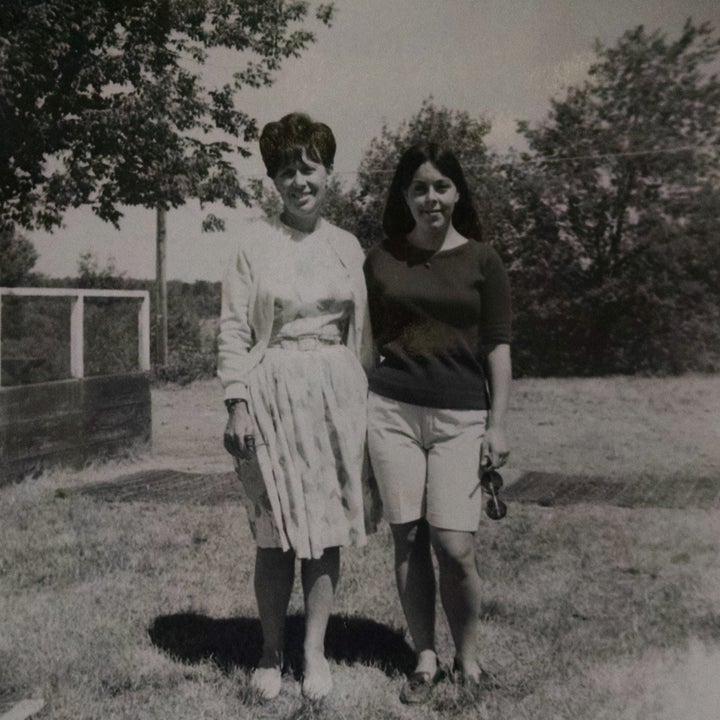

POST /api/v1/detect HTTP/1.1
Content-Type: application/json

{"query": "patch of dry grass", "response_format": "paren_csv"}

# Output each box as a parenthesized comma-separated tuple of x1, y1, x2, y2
(508, 374, 720, 478)
(1, 375, 719, 719)
(592, 640, 720, 720)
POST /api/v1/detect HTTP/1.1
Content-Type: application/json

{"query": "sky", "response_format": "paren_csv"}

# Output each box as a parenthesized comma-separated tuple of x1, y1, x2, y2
(27, 0, 720, 282)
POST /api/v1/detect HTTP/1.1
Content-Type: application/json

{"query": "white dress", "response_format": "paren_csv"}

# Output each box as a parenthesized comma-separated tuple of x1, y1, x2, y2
(218, 216, 373, 559)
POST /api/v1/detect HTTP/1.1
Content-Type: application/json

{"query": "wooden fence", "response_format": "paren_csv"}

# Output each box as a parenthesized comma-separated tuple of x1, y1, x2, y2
(0, 287, 152, 483)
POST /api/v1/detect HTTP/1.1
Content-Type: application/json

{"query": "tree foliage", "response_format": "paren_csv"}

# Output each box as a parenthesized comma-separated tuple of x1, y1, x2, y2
(76, 252, 129, 289)
(334, 99, 498, 250)
(513, 19, 720, 375)
(0, 228, 38, 286)
(0, 0, 335, 231)
(323, 21, 720, 376)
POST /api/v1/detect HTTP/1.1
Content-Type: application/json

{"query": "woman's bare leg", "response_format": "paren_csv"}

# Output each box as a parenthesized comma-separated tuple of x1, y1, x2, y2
(391, 520, 438, 675)
(430, 527, 483, 679)
(300, 547, 339, 698)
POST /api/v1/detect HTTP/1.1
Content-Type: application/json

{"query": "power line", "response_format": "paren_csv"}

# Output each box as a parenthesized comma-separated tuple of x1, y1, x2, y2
(230, 143, 716, 181)
(515, 144, 712, 165)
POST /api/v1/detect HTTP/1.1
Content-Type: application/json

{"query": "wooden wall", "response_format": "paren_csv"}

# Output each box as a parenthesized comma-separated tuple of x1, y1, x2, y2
(0, 373, 151, 484)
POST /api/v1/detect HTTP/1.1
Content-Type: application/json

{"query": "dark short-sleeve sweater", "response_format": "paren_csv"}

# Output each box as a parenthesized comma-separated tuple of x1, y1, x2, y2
(363, 237, 511, 410)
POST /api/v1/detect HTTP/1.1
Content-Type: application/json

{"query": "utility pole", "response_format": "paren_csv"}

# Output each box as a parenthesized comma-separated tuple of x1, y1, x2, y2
(156, 204, 168, 366)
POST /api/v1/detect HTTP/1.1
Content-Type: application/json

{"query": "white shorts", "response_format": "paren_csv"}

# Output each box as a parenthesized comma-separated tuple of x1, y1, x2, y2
(367, 392, 488, 531)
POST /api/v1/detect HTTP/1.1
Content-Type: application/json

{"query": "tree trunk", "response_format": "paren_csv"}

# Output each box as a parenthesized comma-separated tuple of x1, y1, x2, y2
(155, 204, 168, 366)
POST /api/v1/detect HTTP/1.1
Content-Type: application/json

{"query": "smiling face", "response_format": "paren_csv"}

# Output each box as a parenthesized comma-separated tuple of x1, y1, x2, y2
(273, 149, 329, 229)
(403, 161, 460, 236)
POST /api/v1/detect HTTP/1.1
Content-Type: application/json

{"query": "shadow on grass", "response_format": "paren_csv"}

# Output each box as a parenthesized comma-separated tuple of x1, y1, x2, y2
(148, 612, 415, 678)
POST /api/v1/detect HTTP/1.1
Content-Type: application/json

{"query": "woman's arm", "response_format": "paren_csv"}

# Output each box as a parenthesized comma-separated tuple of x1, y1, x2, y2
(479, 243, 512, 468)
(218, 244, 257, 459)
(217, 245, 254, 403)
(362, 250, 384, 370)
(481, 342, 512, 468)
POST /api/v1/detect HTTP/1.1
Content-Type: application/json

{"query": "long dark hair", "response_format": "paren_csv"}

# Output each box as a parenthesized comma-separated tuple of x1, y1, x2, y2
(382, 142, 482, 242)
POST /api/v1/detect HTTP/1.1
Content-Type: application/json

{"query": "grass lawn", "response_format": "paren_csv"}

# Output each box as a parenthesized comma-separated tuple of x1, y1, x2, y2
(1, 375, 719, 719)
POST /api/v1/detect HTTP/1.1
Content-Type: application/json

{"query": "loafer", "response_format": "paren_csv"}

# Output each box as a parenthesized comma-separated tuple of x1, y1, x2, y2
(399, 665, 446, 704)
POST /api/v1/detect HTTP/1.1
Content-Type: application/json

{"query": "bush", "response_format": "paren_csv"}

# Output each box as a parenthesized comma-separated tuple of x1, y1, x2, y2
(152, 350, 216, 386)
(150, 289, 218, 385)
(0, 296, 70, 385)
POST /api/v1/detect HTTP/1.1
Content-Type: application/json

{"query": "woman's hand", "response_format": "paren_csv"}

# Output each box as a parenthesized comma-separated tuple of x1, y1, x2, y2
(480, 425, 510, 469)
(482, 343, 512, 470)
(223, 401, 256, 460)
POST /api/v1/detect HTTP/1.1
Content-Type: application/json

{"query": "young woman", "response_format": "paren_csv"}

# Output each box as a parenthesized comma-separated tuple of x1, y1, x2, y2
(364, 142, 512, 704)
(218, 113, 373, 701)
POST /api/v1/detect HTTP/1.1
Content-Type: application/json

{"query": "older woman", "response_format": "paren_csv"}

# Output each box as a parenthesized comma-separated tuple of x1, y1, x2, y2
(364, 142, 512, 704)
(218, 113, 372, 701)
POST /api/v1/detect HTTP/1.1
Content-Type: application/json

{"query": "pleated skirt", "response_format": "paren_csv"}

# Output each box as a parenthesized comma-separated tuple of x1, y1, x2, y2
(234, 344, 369, 559)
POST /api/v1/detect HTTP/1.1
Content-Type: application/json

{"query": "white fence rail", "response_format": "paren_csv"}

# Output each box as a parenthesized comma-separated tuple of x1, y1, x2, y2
(0, 287, 151, 388)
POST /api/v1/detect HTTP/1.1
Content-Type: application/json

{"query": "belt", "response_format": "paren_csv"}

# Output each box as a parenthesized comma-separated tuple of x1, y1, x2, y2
(272, 334, 342, 351)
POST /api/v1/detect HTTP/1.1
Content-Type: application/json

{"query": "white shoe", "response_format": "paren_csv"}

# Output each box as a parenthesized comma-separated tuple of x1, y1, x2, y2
(250, 665, 282, 699)
(301, 656, 332, 701)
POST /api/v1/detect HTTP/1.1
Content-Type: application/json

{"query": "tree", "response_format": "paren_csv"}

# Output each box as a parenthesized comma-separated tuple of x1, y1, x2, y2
(76, 252, 128, 290)
(338, 99, 500, 250)
(1, 0, 335, 230)
(0, 229, 38, 287)
(1, 0, 334, 362)
(515, 19, 720, 374)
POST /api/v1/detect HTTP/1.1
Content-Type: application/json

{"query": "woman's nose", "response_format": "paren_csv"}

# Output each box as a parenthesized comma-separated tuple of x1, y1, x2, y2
(290, 171, 306, 187)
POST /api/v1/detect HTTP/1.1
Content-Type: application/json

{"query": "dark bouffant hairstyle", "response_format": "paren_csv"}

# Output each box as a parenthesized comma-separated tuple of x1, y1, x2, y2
(382, 142, 483, 242)
(259, 112, 336, 178)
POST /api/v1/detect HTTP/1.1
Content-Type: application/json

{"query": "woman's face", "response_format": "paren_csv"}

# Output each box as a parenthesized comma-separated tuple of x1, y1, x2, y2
(273, 149, 329, 223)
(403, 161, 460, 234)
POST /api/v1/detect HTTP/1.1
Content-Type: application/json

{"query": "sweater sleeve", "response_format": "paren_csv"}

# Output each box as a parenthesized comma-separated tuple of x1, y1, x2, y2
(480, 245, 512, 346)
(217, 241, 255, 402)
(347, 238, 376, 373)
(363, 249, 384, 345)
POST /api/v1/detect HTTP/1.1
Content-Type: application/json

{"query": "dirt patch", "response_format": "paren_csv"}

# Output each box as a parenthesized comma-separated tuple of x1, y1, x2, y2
(64, 468, 720, 510)
(59, 468, 241, 505)
(504, 470, 720, 509)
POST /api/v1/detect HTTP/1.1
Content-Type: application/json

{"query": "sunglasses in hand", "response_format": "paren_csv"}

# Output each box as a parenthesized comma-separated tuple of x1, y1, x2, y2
(480, 468, 507, 520)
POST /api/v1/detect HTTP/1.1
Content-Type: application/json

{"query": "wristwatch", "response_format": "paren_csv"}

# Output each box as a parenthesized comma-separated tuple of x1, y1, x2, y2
(224, 398, 247, 413)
